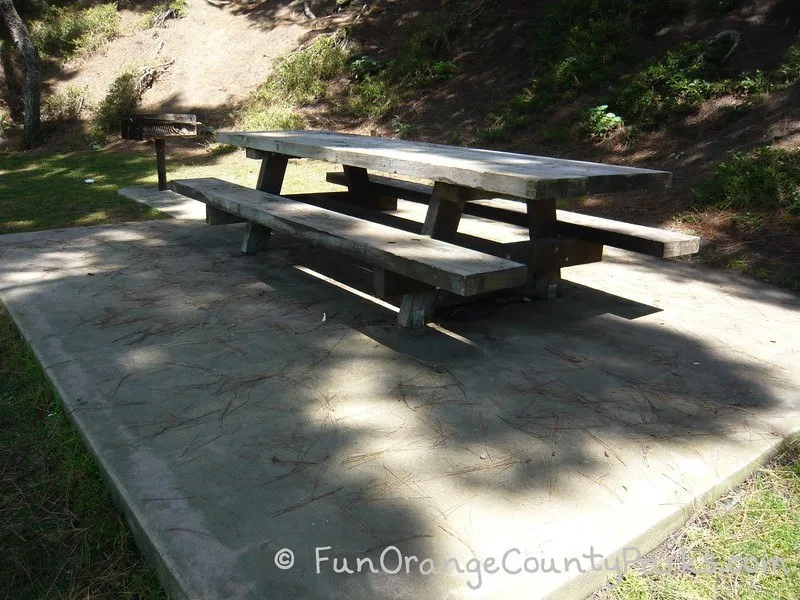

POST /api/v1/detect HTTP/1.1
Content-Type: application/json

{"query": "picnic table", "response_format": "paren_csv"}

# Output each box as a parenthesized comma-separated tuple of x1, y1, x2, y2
(170, 130, 699, 327)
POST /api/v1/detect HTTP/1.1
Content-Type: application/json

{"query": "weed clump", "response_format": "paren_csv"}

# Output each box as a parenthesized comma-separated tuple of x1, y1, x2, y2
(30, 4, 119, 59)
(693, 147, 800, 214)
(42, 85, 88, 123)
(140, 0, 187, 30)
(478, 0, 687, 141)
(609, 40, 800, 129)
(237, 34, 350, 130)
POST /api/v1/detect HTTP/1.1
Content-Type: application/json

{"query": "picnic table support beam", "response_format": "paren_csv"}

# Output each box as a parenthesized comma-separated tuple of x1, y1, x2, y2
(241, 150, 288, 254)
(343, 166, 397, 211)
(206, 205, 246, 225)
(526, 199, 561, 300)
(396, 182, 469, 327)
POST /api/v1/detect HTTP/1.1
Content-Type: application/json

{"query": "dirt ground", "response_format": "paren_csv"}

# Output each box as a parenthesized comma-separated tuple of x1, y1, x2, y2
(50, 0, 310, 113)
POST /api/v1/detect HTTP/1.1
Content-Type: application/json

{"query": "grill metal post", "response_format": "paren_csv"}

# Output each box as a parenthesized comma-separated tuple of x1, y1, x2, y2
(155, 138, 167, 191)
(121, 114, 200, 191)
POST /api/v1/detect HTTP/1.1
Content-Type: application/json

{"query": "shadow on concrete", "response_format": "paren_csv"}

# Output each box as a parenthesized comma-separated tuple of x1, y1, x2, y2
(1, 216, 797, 597)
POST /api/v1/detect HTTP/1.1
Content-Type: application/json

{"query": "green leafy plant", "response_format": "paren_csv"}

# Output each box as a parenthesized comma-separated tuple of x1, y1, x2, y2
(429, 60, 457, 81)
(693, 147, 800, 214)
(584, 104, 624, 137)
(349, 55, 382, 79)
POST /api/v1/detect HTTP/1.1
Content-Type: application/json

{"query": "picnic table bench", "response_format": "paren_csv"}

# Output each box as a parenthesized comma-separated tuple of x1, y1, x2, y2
(170, 130, 699, 328)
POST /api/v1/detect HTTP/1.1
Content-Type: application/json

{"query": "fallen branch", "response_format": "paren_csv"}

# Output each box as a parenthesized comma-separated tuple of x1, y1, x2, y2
(136, 60, 174, 96)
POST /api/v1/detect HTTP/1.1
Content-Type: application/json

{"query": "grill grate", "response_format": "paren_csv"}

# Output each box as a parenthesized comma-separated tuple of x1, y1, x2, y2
(121, 113, 200, 141)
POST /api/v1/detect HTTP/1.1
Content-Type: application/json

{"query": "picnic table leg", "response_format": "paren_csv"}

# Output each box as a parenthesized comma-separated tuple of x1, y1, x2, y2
(240, 151, 288, 254)
(526, 199, 561, 299)
(396, 182, 468, 328)
(342, 166, 397, 211)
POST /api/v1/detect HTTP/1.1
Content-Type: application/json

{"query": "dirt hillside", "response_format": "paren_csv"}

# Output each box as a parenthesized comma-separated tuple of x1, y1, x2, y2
(51, 0, 313, 114)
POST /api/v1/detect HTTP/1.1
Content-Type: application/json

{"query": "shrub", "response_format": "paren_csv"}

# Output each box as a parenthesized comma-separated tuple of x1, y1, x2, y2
(584, 104, 624, 137)
(140, 0, 188, 30)
(91, 71, 140, 140)
(611, 42, 717, 127)
(42, 85, 88, 122)
(693, 147, 800, 213)
(30, 4, 119, 58)
(478, 0, 687, 137)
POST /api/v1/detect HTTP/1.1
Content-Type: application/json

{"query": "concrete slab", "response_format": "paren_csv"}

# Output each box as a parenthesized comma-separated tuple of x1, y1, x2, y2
(1, 217, 798, 600)
(119, 185, 207, 220)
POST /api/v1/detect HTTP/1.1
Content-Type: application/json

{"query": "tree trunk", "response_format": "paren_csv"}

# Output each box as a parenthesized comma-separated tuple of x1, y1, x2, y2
(0, 0, 42, 148)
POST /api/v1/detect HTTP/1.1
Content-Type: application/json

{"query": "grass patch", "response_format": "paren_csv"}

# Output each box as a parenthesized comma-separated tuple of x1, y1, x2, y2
(0, 308, 166, 599)
(0, 145, 345, 235)
(0, 150, 166, 234)
(236, 33, 349, 129)
(609, 40, 800, 129)
(240, 2, 493, 127)
(341, 1, 491, 119)
(42, 85, 88, 123)
(601, 444, 800, 599)
(479, 0, 687, 141)
(30, 3, 119, 59)
(693, 146, 800, 214)
(140, 0, 188, 30)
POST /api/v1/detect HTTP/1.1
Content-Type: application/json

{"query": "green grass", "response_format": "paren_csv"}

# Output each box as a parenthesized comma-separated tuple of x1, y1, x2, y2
(0, 150, 165, 234)
(236, 34, 349, 129)
(693, 146, 800, 214)
(239, 3, 491, 127)
(601, 444, 800, 600)
(479, 0, 800, 140)
(140, 0, 188, 30)
(0, 308, 167, 599)
(0, 147, 346, 235)
(609, 41, 800, 129)
(30, 3, 119, 59)
(478, 0, 687, 141)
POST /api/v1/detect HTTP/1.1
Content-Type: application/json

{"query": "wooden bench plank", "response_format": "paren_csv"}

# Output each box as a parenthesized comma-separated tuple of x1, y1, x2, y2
(326, 172, 700, 259)
(170, 178, 527, 297)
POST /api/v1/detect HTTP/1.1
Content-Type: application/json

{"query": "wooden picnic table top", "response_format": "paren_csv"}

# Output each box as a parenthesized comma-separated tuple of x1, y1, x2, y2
(216, 130, 671, 201)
